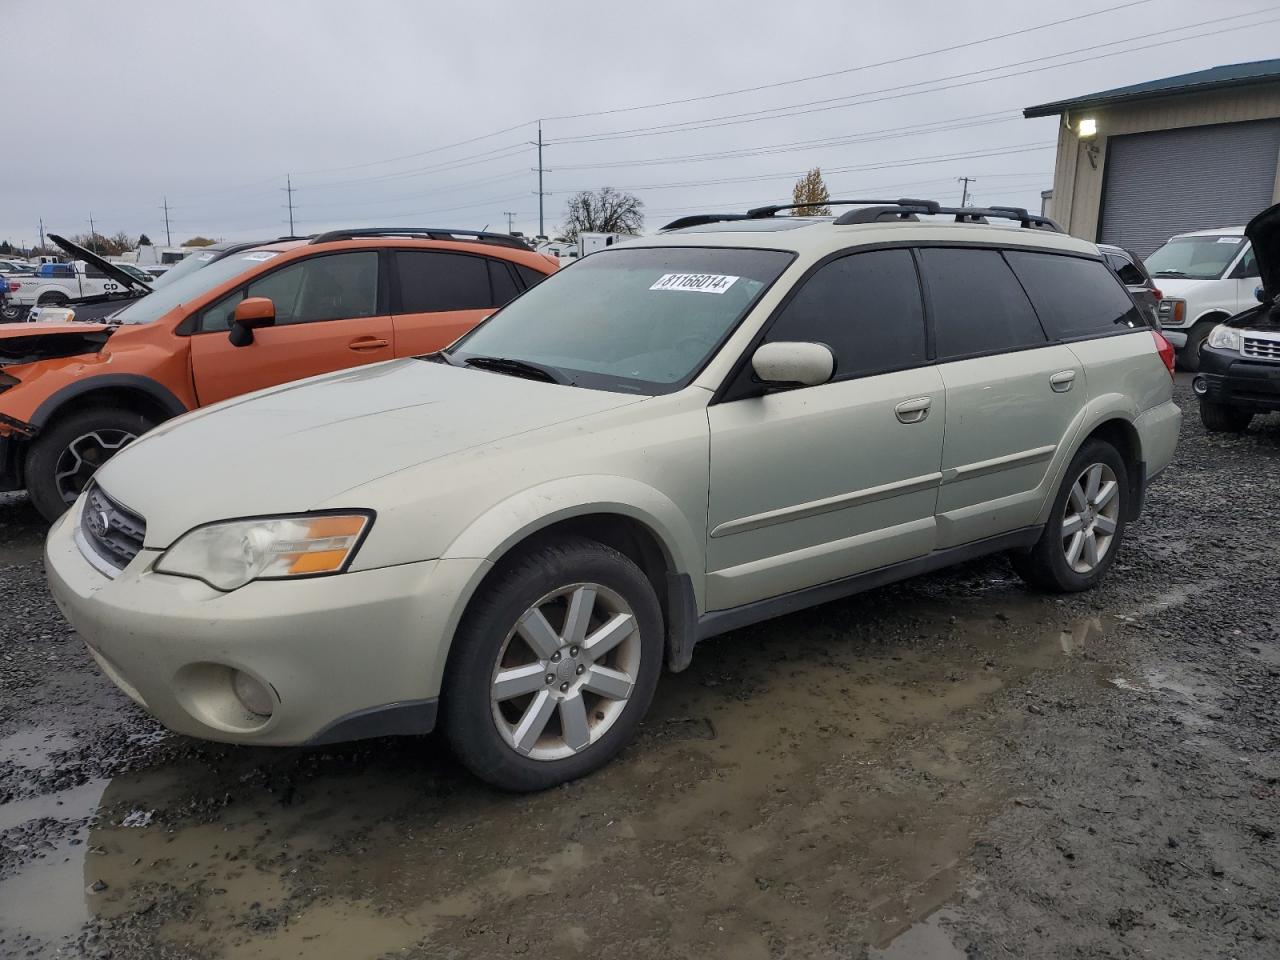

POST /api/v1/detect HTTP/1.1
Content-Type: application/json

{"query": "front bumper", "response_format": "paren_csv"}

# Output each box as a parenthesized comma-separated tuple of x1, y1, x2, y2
(1197, 345, 1280, 412)
(1162, 330, 1188, 348)
(44, 508, 489, 745)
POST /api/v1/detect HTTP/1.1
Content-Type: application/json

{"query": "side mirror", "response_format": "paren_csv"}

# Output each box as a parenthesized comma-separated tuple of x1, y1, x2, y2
(751, 341, 834, 388)
(1257, 286, 1268, 304)
(228, 297, 275, 347)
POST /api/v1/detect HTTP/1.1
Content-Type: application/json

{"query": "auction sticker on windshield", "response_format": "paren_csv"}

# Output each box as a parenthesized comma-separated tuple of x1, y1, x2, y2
(650, 273, 739, 294)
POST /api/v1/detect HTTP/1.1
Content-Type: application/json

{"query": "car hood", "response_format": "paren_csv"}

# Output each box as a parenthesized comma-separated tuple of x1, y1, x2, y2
(1145, 276, 1210, 299)
(93, 358, 646, 547)
(0, 322, 113, 366)
(1246, 202, 1280, 301)
(48, 234, 152, 295)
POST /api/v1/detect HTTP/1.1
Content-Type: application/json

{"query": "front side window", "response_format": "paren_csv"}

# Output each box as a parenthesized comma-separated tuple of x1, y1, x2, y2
(200, 252, 379, 331)
(918, 248, 1046, 360)
(450, 246, 793, 394)
(1144, 235, 1243, 281)
(1231, 246, 1259, 279)
(396, 251, 492, 313)
(765, 249, 926, 380)
(1007, 252, 1144, 339)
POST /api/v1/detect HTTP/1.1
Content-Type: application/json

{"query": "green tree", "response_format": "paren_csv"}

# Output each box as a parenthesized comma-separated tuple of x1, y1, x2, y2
(791, 167, 831, 216)
(182, 236, 216, 247)
(561, 187, 644, 243)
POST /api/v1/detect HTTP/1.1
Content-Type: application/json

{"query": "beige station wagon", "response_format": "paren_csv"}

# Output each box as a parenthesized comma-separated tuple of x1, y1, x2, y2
(46, 200, 1182, 790)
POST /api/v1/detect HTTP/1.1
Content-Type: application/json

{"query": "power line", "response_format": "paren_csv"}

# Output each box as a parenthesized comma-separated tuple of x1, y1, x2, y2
(543, 0, 1157, 122)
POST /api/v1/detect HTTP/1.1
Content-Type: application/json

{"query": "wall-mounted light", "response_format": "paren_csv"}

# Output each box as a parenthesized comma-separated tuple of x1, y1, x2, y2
(1078, 117, 1098, 139)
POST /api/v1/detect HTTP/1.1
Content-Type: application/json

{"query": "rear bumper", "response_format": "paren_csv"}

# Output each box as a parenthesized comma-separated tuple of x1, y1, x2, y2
(1197, 345, 1280, 411)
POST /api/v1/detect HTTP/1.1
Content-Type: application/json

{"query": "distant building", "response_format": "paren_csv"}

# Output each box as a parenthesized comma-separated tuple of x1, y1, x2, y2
(1025, 58, 1280, 257)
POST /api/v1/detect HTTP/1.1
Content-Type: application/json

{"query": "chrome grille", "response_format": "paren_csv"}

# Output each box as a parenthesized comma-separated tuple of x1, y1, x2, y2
(80, 484, 146, 571)
(1242, 337, 1280, 361)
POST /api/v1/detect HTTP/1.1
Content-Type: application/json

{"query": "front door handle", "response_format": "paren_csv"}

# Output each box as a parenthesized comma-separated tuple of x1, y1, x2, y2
(1049, 369, 1076, 392)
(348, 336, 390, 352)
(895, 397, 932, 424)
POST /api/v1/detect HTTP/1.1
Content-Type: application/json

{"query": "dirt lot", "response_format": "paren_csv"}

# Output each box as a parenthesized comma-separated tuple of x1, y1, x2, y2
(1, 376, 1277, 960)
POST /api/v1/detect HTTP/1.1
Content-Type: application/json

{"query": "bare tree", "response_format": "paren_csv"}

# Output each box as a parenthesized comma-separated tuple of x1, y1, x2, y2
(561, 187, 644, 242)
(791, 167, 831, 216)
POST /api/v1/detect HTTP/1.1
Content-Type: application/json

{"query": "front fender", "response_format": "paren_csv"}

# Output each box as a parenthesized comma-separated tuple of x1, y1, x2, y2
(442, 474, 706, 605)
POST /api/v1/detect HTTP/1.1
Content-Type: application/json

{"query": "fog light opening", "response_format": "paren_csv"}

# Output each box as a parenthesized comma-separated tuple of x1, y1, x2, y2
(1192, 376, 1208, 396)
(232, 670, 275, 718)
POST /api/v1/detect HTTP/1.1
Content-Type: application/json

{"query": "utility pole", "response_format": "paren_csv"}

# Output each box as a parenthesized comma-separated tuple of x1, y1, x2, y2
(958, 176, 976, 207)
(88, 212, 97, 252)
(161, 196, 172, 246)
(502, 211, 517, 233)
(531, 120, 547, 237)
(283, 175, 296, 236)
(38, 218, 45, 252)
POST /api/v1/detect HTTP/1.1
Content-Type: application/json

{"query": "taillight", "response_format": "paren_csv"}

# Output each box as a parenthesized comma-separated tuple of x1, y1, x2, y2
(1151, 287, 1163, 301)
(1152, 330, 1176, 378)
(8, 281, 19, 291)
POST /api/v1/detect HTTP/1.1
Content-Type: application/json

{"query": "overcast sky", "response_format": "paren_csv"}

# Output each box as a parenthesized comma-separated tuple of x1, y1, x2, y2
(4, 0, 1277, 248)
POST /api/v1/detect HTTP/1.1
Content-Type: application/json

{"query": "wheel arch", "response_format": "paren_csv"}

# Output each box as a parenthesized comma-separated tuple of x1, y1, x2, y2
(30, 375, 188, 431)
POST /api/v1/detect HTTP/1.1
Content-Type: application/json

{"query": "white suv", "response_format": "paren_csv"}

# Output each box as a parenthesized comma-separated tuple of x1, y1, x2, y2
(45, 200, 1182, 791)
(1145, 226, 1261, 371)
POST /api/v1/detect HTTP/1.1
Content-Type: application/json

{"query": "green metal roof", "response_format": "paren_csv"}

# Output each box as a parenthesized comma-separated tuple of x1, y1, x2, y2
(1023, 58, 1280, 118)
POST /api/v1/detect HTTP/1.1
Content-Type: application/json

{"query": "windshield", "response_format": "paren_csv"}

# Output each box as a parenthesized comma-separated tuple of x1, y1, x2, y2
(110, 250, 282, 325)
(448, 246, 793, 394)
(148, 248, 223, 289)
(1144, 235, 1244, 280)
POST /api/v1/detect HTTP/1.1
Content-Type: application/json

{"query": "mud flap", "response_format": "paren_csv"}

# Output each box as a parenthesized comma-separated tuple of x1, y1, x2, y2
(665, 572, 699, 673)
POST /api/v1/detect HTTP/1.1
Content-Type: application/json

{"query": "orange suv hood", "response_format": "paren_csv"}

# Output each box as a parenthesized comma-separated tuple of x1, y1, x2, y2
(0, 323, 113, 367)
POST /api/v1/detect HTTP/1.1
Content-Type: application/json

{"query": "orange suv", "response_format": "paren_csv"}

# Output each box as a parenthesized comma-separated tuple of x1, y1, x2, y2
(0, 228, 557, 519)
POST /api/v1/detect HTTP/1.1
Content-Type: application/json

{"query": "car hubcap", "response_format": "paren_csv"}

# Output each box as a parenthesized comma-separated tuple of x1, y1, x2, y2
(1062, 462, 1120, 574)
(54, 429, 138, 504)
(491, 582, 639, 761)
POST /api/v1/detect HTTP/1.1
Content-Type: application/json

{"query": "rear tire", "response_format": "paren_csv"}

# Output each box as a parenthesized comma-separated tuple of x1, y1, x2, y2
(443, 536, 663, 791)
(1199, 400, 1253, 433)
(1011, 439, 1128, 593)
(25, 408, 154, 522)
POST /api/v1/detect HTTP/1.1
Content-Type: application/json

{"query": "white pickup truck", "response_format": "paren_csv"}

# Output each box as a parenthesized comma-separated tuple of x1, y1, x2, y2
(7, 259, 145, 310)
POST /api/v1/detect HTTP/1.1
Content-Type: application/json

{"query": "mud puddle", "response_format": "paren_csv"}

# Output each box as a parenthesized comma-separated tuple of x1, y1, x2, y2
(0, 577, 1196, 958)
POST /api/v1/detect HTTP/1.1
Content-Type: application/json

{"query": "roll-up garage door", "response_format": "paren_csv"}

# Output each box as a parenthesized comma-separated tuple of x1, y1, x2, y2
(1099, 119, 1280, 258)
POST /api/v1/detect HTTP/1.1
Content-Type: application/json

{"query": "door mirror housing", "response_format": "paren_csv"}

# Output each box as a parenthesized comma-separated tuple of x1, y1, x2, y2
(751, 341, 835, 388)
(1257, 285, 1268, 304)
(228, 296, 276, 347)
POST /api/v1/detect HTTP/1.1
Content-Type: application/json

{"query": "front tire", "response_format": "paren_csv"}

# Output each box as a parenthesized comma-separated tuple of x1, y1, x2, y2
(25, 408, 153, 522)
(443, 537, 663, 791)
(1177, 320, 1216, 372)
(1199, 400, 1253, 433)
(1011, 440, 1128, 593)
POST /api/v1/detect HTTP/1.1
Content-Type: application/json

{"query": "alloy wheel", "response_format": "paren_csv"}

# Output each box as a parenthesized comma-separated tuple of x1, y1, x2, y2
(54, 429, 138, 505)
(490, 582, 639, 761)
(1061, 462, 1120, 574)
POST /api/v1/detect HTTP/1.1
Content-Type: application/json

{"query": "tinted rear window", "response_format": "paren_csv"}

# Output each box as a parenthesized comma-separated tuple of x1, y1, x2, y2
(1006, 252, 1145, 338)
(396, 251, 492, 312)
(515, 263, 548, 289)
(766, 249, 926, 379)
(1105, 252, 1146, 287)
(488, 259, 520, 306)
(918, 248, 1046, 360)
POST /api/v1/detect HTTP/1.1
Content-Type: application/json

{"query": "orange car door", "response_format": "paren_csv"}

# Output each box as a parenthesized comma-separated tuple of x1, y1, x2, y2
(390, 250, 522, 355)
(189, 251, 394, 405)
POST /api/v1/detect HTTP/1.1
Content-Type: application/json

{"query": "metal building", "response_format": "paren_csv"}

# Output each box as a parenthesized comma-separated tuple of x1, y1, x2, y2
(1025, 59, 1280, 258)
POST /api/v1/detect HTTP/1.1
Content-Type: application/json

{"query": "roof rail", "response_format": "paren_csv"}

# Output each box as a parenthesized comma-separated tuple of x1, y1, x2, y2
(661, 198, 1063, 233)
(308, 227, 532, 250)
(660, 213, 754, 231)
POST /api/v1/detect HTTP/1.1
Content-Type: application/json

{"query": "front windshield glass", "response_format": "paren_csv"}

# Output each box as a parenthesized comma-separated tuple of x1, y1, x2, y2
(110, 250, 282, 325)
(448, 246, 794, 394)
(1144, 236, 1243, 280)
(148, 248, 223, 288)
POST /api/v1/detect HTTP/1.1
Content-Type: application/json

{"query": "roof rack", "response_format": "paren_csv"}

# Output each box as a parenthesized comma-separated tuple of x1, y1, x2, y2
(308, 227, 532, 250)
(661, 198, 1063, 233)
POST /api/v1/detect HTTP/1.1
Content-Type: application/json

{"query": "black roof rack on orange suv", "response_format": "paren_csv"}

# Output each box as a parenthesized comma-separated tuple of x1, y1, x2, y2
(662, 199, 1062, 233)
(309, 227, 532, 250)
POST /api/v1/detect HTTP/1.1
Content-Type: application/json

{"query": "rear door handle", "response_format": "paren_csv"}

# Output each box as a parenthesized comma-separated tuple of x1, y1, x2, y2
(1049, 369, 1076, 392)
(348, 336, 390, 352)
(895, 397, 932, 424)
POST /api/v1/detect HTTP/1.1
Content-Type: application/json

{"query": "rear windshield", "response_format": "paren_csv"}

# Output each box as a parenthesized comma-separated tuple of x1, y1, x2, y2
(110, 251, 282, 325)
(448, 246, 794, 394)
(1144, 236, 1243, 281)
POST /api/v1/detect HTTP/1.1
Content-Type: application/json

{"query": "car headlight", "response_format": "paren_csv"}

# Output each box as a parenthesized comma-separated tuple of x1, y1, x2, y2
(154, 512, 373, 591)
(1207, 325, 1242, 351)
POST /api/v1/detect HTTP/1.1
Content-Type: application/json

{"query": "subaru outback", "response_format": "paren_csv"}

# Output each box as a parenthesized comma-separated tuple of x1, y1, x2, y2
(45, 199, 1181, 791)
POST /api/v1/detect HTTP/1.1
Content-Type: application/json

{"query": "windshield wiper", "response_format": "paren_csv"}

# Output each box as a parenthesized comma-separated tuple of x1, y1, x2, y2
(1153, 269, 1188, 277)
(462, 355, 569, 384)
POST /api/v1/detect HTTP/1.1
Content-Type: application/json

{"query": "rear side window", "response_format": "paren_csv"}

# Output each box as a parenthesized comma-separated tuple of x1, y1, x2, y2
(918, 248, 1046, 360)
(766, 248, 926, 379)
(515, 263, 548, 289)
(396, 251, 491, 312)
(1006, 252, 1144, 338)
(1105, 252, 1146, 287)
(488, 259, 520, 306)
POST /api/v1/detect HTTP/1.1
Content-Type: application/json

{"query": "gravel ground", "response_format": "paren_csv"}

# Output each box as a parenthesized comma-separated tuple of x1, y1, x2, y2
(0, 376, 1277, 959)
